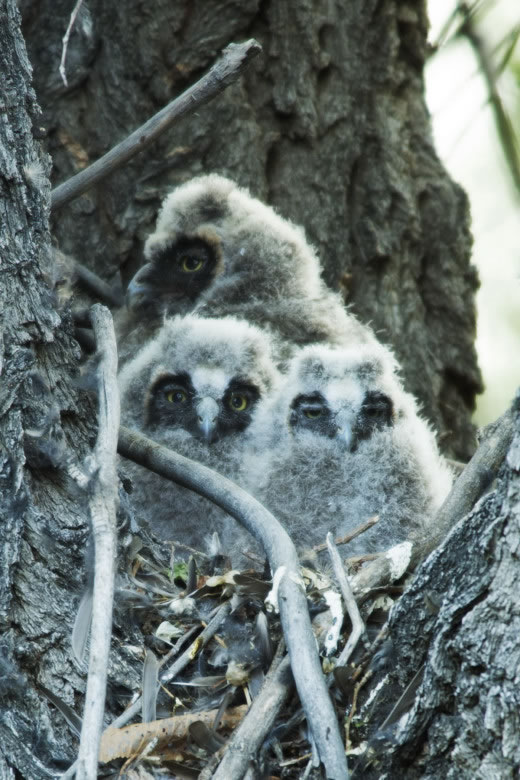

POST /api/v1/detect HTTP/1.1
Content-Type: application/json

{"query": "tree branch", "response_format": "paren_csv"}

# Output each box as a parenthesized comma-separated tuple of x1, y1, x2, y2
(326, 533, 366, 667)
(210, 654, 293, 780)
(118, 426, 348, 779)
(75, 305, 120, 780)
(51, 39, 262, 211)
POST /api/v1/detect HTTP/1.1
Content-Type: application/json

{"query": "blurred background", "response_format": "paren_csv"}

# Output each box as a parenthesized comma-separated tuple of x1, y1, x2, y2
(426, 0, 520, 424)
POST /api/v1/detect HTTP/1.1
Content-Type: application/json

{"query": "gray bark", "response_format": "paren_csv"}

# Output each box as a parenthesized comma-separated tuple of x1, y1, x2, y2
(0, 0, 92, 774)
(359, 394, 520, 778)
(21, 0, 481, 459)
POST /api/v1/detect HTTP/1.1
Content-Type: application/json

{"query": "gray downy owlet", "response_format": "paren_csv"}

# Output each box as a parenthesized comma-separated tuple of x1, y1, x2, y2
(118, 174, 379, 366)
(240, 342, 453, 563)
(118, 313, 280, 564)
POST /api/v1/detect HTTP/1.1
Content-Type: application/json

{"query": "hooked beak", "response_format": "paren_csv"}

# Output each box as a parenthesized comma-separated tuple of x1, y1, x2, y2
(125, 264, 154, 307)
(196, 397, 219, 443)
(334, 411, 355, 451)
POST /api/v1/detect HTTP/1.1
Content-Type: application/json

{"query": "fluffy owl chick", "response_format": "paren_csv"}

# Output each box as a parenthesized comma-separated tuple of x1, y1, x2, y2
(118, 314, 280, 560)
(241, 344, 453, 561)
(118, 174, 376, 364)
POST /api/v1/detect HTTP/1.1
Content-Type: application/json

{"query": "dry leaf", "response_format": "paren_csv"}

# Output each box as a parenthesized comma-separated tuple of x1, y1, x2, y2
(99, 704, 248, 762)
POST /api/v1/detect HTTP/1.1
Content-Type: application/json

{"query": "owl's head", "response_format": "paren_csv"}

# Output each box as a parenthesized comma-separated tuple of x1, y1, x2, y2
(119, 314, 279, 445)
(276, 344, 410, 451)
(126, 174, 323, 314)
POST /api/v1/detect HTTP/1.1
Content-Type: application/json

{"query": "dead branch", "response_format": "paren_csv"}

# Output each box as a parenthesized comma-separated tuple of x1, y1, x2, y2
(51, 39, 262, 211)
(74, 264, 124, 308)
(76, 304, 120, 780)
(326, 534, 366, 667)
(312, 515, 379, 553)
(351, 405, 515, 597)
(210, 653, 293, 779)
(118, 426, 348, 779)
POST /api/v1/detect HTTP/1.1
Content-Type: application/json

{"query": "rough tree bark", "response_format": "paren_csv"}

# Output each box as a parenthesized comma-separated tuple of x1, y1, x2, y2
(2, 0, 512, 779)
(361, 399, 520, 778)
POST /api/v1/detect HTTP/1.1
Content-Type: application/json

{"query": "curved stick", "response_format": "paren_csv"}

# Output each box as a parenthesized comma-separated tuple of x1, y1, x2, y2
(118, 426, 348, 779)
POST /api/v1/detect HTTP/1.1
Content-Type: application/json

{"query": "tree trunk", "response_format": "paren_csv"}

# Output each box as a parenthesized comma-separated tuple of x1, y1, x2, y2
(1, 0, 503, 778)
(360, 399, 520, 778)
(22, 0, 482, 460)
(0, 1, 94, 774)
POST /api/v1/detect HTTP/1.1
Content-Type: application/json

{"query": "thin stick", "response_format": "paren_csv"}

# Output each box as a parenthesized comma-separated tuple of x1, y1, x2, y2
(59, 0, 84, 87)
(118, 426, 348, 779)
(75, 264, 124, 309)
(326, 533, 367, 668)
(313, 516, 379, 553)
(350, 405, 515, 598)
(209, 652, 293, 780)
(76, 305, 120, 780)
(51, 39, 262, 211)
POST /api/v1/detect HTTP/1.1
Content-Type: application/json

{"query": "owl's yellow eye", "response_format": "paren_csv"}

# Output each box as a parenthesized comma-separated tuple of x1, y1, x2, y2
(304, 407, 323, 419)
(229, 393, 248, 412)
(166, 389, 187, 403)
(180, 256, 204, 273)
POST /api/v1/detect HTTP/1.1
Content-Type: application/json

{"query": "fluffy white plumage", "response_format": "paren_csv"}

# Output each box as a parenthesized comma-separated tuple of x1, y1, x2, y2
(241, 343, 453, 561)
(119, 174, 378, 365)
(119, 314, 280, 557)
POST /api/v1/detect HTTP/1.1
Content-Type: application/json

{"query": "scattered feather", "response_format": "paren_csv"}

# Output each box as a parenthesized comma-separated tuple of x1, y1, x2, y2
(142, 649, 159, 723)
(71, 588, 93, 665)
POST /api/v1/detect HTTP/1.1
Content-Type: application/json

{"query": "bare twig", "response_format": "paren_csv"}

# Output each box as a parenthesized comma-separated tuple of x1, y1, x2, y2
(118, 426, 348, 779)
(74, 264, 124, 308)
(313, 516, 379, 553)
(59, 0, 84, 87)
(351, 406, 515, 597)
(210, 653, 293, 780)
(76, 305, 120, 780)
(326, 534, 366, 668)
(51, 39, 262, 211)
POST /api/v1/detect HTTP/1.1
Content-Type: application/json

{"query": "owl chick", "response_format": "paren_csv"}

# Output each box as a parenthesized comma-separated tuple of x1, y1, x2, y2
(118, 314, 280, 559)
(241, 344, 453, 562)
(118, 174, 376, 365)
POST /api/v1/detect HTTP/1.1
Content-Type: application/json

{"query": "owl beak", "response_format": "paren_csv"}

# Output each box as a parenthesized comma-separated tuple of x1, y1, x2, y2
(126, 264, 154, 307)
(196, 397, 219, 443)
(335, 412, 355, 451)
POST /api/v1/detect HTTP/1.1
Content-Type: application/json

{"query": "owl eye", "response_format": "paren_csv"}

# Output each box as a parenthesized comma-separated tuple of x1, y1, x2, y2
(303, 407, 323, 419)
(180, 256, 205, 273)
(166, 389, 187, 403)
(229, 393, 248, 412)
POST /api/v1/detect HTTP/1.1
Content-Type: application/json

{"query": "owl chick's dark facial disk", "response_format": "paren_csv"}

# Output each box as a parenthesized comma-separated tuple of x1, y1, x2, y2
(119, 314, 277, 449)
(289, 389, 394, 450)
(127, 236, 222, 310)
(117, 314, 280, 557)
(147, 371, 260, 444)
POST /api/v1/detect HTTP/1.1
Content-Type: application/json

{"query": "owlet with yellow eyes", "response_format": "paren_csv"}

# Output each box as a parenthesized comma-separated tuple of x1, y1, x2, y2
(239, 342, 453, 563)
(118, 314, 280, 557)
(117, 174, 377, 366)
